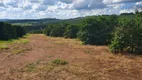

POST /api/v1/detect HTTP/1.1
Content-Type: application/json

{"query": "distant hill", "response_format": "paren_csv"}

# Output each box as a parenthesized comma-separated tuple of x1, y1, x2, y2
(0, 14, 135, 32)
(0, 19, 11, 22)
(6, 18, 60, 23)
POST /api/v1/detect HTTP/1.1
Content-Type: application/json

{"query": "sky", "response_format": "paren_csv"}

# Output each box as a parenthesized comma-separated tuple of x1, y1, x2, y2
(0, 0, 142, 19)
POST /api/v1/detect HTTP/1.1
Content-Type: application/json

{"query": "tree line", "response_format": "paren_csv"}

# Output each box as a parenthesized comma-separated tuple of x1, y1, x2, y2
(43, 11, 142, 54)
(0, 22, 26, 40)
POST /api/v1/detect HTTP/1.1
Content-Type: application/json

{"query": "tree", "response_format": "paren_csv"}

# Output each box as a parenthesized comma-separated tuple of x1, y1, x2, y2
(14, 26, 26, 37)
(77, 16, 117, 45)
(44, 24, 53, 36)
(64, 25, 79, 38)
(0, 22, 17, 40)
(44, 23, 67, 37)
(0, 22, 26, 40)
(110, 18, 142, 53)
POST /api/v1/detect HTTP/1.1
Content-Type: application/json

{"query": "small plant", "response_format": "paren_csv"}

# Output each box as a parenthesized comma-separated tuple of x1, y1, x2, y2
(24, 63, 36, 72)
(23, 34, 31, 38)
(22, 39, 29, 44)
(14, 39, 29, 44)
(52, 59, 68, 65)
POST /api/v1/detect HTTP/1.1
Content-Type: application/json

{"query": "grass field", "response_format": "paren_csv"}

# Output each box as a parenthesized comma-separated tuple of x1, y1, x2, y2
(0, 34, 142, 80)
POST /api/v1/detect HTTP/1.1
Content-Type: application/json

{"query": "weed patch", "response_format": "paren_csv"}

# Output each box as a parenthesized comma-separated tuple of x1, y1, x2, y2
(52, 59, 68, 65)
(12, 48, 31, 55)
(23, 63, 36, 72)
(12, 49, 25, 55)
(0, 44, 9, 50)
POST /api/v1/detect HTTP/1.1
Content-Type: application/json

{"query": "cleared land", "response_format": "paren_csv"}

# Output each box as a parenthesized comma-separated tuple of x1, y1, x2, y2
(0, 34, 142, 80)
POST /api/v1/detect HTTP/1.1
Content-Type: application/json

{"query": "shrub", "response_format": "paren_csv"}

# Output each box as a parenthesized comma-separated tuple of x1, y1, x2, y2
(110, 19, 142, 53)
(64, 25, 79, 38)
(44, 24, 66, 37)
(52, 59, 68, 65)
(44, 24, 53, 36)
(0, 22, 16, 40)
(0, 22, 26, 40)
(77, 16, 116, 45)
(15, 25, 26, 37)
(30, 30, 43, 34)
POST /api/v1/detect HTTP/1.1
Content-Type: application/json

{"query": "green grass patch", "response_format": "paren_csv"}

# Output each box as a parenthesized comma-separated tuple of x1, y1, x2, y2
(13, 39, 29, 44)
(0, 34, 30, 50)
(0, 41, 10, 50)
(0, 44, 9, 49)
(23, 34, 31, 38)
(52, 59, 68, 65)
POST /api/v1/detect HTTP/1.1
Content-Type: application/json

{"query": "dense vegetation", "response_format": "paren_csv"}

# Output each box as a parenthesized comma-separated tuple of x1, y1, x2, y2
(43, 11, 142, 54)
(64, 24, 80, 38)
(110, 11, 142, 53)
(78, 15, 118, 45)
(1, 11, 141, 54)
(0, 22, 26, 40)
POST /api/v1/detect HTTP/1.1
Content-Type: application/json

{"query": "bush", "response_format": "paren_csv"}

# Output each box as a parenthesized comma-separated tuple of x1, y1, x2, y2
(44, 23, 66, 37)
(49, 25, 65, 37)
(64, 25, 79, 38)
(44, 24, 53, 36)
(52, 59, 68, 65)
(0, 22, 17, 40)
(77, 16, 117, 45)
(29, 30, 43, 34)
(15, 25, 26, 37)
(0, 22, 26, 40)
(110, 19, 142, 53)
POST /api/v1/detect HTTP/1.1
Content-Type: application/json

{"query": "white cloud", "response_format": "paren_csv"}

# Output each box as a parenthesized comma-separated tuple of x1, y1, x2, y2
(0, 3, 4, 7)
(119, 9, 135, 13)
(107, 4, 125, 9)
(0, 0, 141, 19)
(103, 0, 141, 4)
(29, 0, 40, 3)
(72, 0, 106, 10)
(41, 0, 58, 5)
(36, 5, 48, 11)
(135, 1, 142, 8)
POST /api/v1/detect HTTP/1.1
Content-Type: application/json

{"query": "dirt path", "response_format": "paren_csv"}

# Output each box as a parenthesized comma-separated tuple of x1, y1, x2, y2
(0, 34, 142, 80)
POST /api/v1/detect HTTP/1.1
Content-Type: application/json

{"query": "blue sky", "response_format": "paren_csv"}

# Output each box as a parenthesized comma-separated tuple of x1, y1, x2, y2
(0, 0, 142, 19)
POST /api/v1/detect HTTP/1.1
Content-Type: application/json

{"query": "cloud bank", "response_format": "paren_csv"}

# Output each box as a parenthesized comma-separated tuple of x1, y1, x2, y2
(0, 0, 141, 19)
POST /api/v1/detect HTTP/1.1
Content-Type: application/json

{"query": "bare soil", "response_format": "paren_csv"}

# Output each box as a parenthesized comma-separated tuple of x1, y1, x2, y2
(0, 34, 142, 80)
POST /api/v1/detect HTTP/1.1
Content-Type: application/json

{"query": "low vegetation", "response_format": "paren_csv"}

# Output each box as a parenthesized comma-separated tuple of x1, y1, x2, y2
(43, 11, 142, 54)
(1, 11, 141, 54)
(0, 22, 26, 40)
(0, 43, 9, 49)
(0, 34, 30, 51)
(0, 4, 141, 79)
(52, 59, 68, 65)
(24, 63, 37, 72)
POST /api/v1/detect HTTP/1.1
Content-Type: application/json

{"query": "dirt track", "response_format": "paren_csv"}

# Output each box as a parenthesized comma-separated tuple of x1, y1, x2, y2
(0, 34, 142, 80)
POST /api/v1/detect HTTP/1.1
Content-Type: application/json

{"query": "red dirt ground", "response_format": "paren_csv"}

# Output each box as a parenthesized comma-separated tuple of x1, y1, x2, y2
(0, 34, 142, 80)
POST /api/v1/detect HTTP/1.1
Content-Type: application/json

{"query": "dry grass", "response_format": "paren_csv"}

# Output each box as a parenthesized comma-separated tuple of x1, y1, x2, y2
(12, 48, 31, 55)
(45, 36, 82, 46)
(0, 34, 142, 80)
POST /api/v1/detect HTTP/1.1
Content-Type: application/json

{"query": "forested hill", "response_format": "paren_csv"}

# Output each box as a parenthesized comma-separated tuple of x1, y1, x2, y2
(0, 17, 85, 32)
(0, 17, 84, 25)
(0, 13, 135, 32)
(1, 14, 135, 24)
